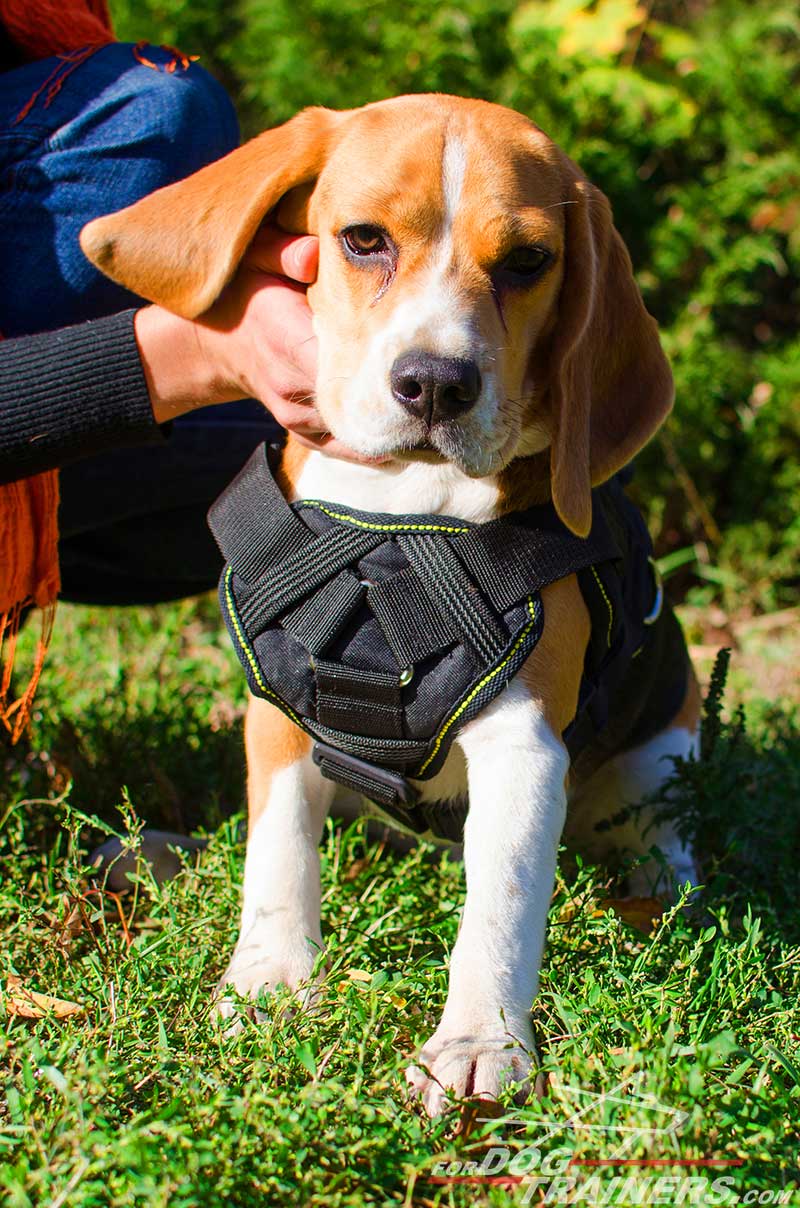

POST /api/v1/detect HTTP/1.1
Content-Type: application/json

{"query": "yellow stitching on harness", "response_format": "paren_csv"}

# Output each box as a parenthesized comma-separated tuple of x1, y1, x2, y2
(299, 500, 469, 535)
(590, 565, 614, 649)
(417, 596, 541, 776)
(223, 566, 303, 726)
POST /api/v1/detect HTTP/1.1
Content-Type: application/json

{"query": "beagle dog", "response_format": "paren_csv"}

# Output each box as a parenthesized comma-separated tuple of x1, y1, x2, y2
(81, 95, 699, 1116)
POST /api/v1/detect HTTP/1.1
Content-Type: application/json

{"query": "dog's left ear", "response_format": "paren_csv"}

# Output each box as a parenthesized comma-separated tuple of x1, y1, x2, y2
(80, 106, 343, 318)
(546, 170, 673, 538)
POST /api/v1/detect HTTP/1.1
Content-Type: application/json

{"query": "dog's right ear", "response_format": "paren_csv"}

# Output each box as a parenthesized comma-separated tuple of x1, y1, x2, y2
(545, 171, 673, 538)
(80, 107, 342, 318)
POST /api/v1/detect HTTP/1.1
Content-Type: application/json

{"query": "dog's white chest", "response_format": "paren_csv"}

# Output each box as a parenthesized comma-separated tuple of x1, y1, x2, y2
(292, 453, 501, 524)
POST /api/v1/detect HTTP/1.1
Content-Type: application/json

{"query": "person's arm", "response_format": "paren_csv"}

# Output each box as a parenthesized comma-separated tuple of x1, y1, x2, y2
(0, 228, 368, 486)
(0, 308, 159, 485)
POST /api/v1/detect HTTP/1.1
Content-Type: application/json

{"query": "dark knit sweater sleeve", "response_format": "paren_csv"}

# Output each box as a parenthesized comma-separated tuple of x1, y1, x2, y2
(0, 308, 166, 485)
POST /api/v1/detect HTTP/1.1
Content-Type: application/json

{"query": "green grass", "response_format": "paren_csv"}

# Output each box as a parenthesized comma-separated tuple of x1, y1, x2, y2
(2, 600, 799, 1206)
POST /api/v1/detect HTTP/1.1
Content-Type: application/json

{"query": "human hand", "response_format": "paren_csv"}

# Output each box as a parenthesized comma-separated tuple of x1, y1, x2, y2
(135, 226, 377, 461)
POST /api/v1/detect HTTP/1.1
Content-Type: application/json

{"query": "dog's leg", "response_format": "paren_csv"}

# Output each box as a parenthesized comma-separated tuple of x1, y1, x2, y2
(406, 576, 587, 1116)
(605, 724, 700, 897)
(216, 696, 334, 1022)
(566, 674, 701, 898)
(406, 679, 569, 1116)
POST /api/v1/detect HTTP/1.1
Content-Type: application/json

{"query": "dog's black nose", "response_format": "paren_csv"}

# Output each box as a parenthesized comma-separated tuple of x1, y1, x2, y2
(390, 351, 481, 425)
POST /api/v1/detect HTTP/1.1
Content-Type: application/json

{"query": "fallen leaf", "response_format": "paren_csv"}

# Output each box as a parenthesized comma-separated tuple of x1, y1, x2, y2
(4, 975, 84, 1019)
(596, 896, 664, 934)
(336, 968, 374, 993)
(343, 857, 371, 882)
(456, 1096, 503, 1137)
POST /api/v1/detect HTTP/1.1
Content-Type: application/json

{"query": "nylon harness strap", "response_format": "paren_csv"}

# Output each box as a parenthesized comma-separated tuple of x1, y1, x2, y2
(209, 444, 622, 837)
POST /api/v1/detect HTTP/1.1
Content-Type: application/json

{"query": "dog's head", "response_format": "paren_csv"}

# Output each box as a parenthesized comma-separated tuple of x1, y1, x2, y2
(81, 95, 672, 536)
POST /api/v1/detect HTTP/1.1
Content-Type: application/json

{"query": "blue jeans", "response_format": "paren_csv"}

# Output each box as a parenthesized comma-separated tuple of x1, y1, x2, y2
(0, 43, 281, 602)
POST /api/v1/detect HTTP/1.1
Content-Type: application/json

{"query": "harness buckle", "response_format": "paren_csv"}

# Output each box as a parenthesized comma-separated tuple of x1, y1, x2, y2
(312, 742, 420, 822)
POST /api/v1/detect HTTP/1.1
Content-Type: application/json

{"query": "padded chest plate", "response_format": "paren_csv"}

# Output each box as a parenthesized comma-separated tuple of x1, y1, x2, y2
(209, 445, 628, 833)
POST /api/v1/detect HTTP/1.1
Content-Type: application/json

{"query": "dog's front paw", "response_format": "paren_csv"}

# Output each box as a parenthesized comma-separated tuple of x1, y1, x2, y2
(214, 941, 321, 1031)
(406, 1025, 536, 1117)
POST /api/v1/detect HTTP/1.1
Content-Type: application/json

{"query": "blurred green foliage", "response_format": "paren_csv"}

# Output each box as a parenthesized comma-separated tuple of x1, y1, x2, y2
(111, 0, 800, 611)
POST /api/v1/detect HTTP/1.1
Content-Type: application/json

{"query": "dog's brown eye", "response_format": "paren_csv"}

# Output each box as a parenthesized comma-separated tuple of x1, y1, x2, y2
(342, 225, 388, 256)
(498, 246, 551, 279)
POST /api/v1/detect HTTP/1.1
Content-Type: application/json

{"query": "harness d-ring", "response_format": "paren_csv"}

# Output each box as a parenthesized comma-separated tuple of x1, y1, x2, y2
(643, 557, 664, 626)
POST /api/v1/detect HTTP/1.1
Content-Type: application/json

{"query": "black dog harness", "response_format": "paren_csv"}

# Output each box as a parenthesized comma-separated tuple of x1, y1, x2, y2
(209, 444, 682, 840)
